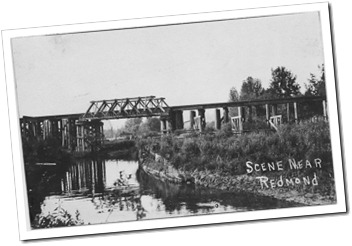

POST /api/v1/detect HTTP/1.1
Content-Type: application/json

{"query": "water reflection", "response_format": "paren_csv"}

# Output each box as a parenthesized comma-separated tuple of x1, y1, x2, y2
(41, 159, 148, 224)
(37, 158, 297, 227)
(137, 168, 297, 215)
(60, 159, 141, 196)
(60, 159, 105, 196)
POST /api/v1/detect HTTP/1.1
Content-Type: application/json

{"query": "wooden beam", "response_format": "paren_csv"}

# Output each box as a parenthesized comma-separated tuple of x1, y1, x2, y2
(160, 119, 167, 134)
(294, 102, 298, 123)
(198, 109, 206, 132)
(215, 109, 221, 130)
(175, 110, 184, 130)
(223, 107, 229, 123)
(190, 111, 196, 129)
(170, 96, 326, 111)
(241, 107, 246, 122)
(248, 106, 253, 122)
(271, 104, 277, 116)
(266, 104, 270, 125)
(166, 120, 172, 133)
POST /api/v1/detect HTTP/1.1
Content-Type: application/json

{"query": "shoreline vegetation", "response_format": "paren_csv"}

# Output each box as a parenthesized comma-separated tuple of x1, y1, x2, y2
(22, 120, 335, 228)
(22, 118, 336, 227)
(137, 121, 336, 206)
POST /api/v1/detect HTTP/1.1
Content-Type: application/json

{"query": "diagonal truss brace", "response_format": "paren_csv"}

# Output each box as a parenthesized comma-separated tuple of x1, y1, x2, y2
(81, 96, 169, 120)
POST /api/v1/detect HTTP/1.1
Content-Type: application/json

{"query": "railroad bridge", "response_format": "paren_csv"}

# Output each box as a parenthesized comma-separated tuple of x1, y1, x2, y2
(20, 95, 328, 152)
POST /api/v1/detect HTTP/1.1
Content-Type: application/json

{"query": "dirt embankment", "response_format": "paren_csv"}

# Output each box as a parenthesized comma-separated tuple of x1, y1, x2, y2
(141, 156, 336, 206)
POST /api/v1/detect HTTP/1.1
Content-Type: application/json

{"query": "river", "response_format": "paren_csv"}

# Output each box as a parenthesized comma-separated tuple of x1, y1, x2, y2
(32, 158, 297, 227)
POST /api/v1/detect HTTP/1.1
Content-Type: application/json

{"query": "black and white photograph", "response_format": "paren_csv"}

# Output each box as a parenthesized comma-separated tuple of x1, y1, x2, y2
(1, 1, 347, 242)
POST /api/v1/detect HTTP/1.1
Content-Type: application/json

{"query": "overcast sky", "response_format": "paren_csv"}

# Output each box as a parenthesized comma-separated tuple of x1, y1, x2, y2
(12, 11, 324, 127)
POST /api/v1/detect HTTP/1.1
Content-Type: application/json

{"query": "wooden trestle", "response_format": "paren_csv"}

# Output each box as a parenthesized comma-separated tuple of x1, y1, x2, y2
(20, 95, 327, 152)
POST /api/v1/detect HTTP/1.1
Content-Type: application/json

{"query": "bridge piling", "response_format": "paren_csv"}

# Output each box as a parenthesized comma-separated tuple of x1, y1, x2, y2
(61, 119, 70, 149)
(198, 109, 206, 132)
(237, 106, 241, 119)
(166, 120, 172, 133)
(160, 118, 167, 134)
(190, 111, 196, 130)
(223, 107, 229, 123)
(43, 119, 52, 140)
(248, 106, 253, 122)
(265, 104, 270, 125)
(241, 106, 246, 122)
(294, 102, 299, 123)
(76, 122, 86, 152)
(238, 107, 243, 132)
(75, 119, 104, 152)
(174, 110, 184, 130)
(215, 109, 221, 130)
(271, 104, 278, 116)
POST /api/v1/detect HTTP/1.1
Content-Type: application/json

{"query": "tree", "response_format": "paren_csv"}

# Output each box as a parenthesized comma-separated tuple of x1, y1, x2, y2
(125, 118, 143, 135)
(239, 77, 264, 100)
(305, 64, 326, 97)
(145, 118, 161, 132)
(228, 87, 240, 117)
(228, 87, 240, 102)
(228, 77, 265, 118)
(268, 67, 301, 98)
(240, 77, 266, 119)
(137, 117, 161, 137)
(303, 64, 326, 117)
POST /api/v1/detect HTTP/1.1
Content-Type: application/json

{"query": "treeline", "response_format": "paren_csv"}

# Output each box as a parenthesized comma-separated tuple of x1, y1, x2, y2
(228, 65, 326, 122)
(109, 117, 161, 140)
(109, 65, 326, 138)
(229, 65, 325, 102)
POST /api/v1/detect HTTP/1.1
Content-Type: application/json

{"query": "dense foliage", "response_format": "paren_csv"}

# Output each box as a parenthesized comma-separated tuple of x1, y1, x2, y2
(267, 66, 301, 98)
(305, 64, 326, 97)
(33, 207, 84, 228)
(138, 121, 333, 178)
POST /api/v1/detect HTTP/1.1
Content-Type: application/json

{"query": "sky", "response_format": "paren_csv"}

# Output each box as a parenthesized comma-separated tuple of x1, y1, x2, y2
(11, 11, 324, 128)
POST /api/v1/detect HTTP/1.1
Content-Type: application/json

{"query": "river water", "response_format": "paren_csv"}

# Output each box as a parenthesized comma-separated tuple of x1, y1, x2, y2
(34, 158, 296, 227)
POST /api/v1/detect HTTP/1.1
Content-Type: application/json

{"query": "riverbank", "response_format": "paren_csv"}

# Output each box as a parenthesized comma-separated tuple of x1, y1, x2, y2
(140, 156, 336, 206)
(138, 121, 336, 206)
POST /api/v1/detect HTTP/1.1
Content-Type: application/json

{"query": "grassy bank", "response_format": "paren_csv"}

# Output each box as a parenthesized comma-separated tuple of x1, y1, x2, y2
(137, 121, 336, 205)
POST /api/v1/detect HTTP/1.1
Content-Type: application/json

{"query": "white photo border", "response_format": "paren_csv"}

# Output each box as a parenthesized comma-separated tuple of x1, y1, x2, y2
(2, 2, 346, 241)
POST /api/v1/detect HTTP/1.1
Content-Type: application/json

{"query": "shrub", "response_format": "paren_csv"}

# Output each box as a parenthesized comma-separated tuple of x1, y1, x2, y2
(215, 122, 233, 138)
(181, 138, 200, 157)
(33, 207, 84, 228)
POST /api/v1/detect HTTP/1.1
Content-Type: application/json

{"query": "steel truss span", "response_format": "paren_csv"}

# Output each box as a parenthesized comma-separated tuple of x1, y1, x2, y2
(82, 96, 170, 121)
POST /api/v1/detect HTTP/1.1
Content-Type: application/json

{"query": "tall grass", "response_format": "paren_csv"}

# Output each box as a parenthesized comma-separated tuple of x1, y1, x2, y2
(137, 121, 333, 178)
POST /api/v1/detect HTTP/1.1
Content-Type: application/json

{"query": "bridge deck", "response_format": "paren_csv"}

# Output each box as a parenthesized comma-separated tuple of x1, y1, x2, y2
(21, 95, 326, 120)
(22, 113, 83, 121)
(169, 96, 326, 111)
